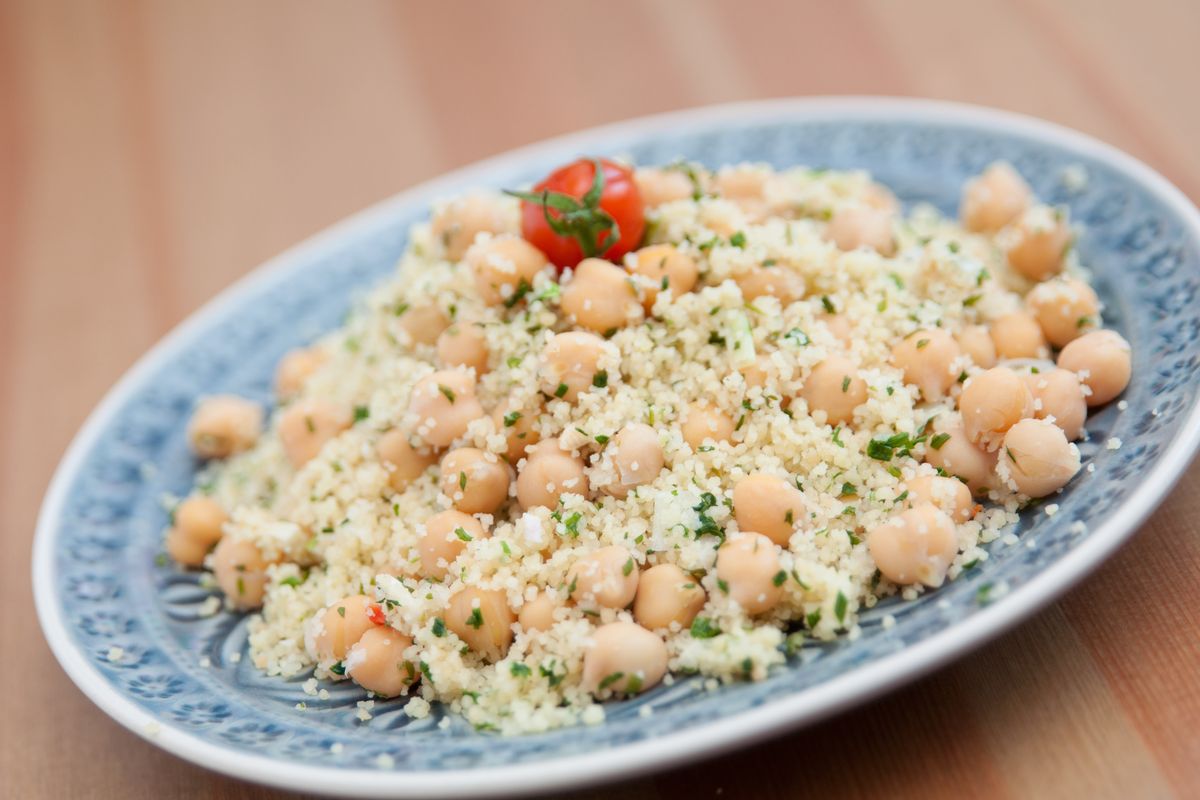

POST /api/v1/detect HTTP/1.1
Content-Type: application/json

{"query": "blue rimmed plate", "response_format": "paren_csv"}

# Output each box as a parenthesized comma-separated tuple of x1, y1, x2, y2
(33, 98, 1200, 798)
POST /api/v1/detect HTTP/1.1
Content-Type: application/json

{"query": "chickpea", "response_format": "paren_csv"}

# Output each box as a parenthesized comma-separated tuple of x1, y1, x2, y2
(187, 395, 263, 459)
(582, 622, 668, 696)
(440, 448, 511, 514)
(345, 627, 416, 698)
(311, 595, 377, 663)
(867, 504, 959, 587)
(376, 428, 438, 492)
(409, 369, 485, 448)
(739, 355, 773, 390)
(905, 475, 974, 523)
(436, 323, 490, 374)
(626, 244, 699, 310)
(957, 325, 997, 369)
(634, 167, 696, 207)
(923, 415, 998, 493)
(863, 182, 900, 215)
(540, 331, 612, 403)
(990, 312, 1049, 360)
(431, 192, 511, 261)
(490, 402, 541, 462)
(466, 235, 550, 306)
(799, 356, 867, 427)
(633, 563, 706, 631)
(959, 367, 1034, 450)
(445, 587, 515, 662)
(819, 313, 853, 345)
(1026, 277, 1100, 348)
(278, 398, 351, 468)
(825, 205, 896, 255)
(514, 441, 588, 508)
(419, 509, 488, 579)
(734, 265, 806, 304)
(1000, 418, 1081, 497)
(715, 532, 782, 615)
(605, 423, 665, 498)
(891, 329, 962, 401)
(517, 591, 559, 633)
(714, 165, 768, 202)
(1007, 209, 1072, 282)
(397, 304, 450, 347)
(560, 258, 643, 333)
(1057, 329, 1131, 407)
(211, 537, 275, 610)
(681, 402, 735, 449)
(733, 473, 805, 546)
(164, 496, 228, 567)
(275, 347, 327, 400)
(960, 162, 1032, 233)
(567, 545, 639, 612)
(1021, 368, 1086, 441)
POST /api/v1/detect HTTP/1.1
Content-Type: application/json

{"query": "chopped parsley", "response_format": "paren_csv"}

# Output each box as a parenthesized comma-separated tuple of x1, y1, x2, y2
(930, 432, 951, 450)
(729, 230, 747, 248)
(437, 384, 456, 404)
(592, 370, 608, 388)
(503, 410, 522, 427)
(510, 663, 532, 678)
(454, 527, 473, 542)
(431, 618, 446, 637)
(466, 607, 484, 629)
(821, 295, 836, 314)
(352, 405, 370, 423)
(690, 617, 720, 639)
(554, 382, 569, 398)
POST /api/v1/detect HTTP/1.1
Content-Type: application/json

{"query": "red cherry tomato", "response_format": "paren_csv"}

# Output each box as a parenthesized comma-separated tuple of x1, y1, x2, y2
(513, 158, 645, 269)
(366, 603, 387, 626)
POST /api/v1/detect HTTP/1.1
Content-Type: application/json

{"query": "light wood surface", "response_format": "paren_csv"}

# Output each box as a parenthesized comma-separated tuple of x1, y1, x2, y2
(3, 1, 1199, 797)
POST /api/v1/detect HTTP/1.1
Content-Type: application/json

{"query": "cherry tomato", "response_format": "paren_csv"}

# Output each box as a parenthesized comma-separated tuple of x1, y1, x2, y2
(513, 158, 645, 269)
(366, 603, 387, 626)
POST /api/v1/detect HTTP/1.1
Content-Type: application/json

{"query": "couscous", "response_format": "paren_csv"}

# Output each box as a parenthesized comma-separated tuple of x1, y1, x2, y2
(167, 157, 1131, 734)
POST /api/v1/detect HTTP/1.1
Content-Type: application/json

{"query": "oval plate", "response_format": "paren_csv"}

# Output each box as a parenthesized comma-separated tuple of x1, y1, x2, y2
(33, 98, 1200, 798)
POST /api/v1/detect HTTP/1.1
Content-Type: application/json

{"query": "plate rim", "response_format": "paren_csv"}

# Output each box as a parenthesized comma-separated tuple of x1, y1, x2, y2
(32, 95, 1200, 799)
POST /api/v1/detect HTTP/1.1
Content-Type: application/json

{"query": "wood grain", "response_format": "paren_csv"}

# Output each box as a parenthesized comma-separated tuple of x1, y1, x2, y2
(2, 1, 1198, 797)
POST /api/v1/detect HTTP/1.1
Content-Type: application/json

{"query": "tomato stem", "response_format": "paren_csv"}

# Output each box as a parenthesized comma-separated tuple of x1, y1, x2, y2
(505, 159, 621, 259)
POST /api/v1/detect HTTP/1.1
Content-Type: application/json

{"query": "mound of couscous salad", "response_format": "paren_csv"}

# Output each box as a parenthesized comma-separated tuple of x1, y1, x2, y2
(165, 157, 1131, 734)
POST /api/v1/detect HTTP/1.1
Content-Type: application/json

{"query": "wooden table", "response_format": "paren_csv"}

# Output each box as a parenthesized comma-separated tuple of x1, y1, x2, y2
(3, 1, 1198, 797)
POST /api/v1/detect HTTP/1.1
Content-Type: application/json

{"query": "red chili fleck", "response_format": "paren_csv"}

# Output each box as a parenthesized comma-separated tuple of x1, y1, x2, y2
(366, 603, 387, 626)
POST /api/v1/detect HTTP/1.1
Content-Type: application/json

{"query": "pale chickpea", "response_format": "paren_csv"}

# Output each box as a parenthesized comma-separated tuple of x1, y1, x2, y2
(517, 591, 558, 633)
(863, 182, 900, 215)
(714, 165, 768, 203)
(436, 323, 489, 374)
(957, 325, 997, 369)
(560, 258, 643, 333)
(959, 367, 1034, 450)
(540, 331, 612, 403)
(799, 356, 867, 427)
(715, 532, 782, 615)
(634, 166, 696, 207)
(605, 423, 664, 498)
(1057, 329, 1131, 407)
(187, 395, 263, 459)
(445, 587, 515, 662)
(439, 448, 511, 514)
(733, 473, 805, 546)
(1021, 368, 1087, 441)
(905, 475, 974, 523)
(408, 369, 486, 448)
(278, 398, 351, 468)
(165, 496, 228, 567)
(1007, 208, 1072, 282)
(825, 205, 896, 255)
(1026, 277, 1100, 348)
(311, 595, 376, 663)
(431, 192, 511, 261)
(819, 313, 853, 345)
(376, 428, 438, 492)
(680, 402, 735, 449)
(891, 329, 962, 401)
(345, 627, 416, 698)
(867, 504, 959, 587)
(633, 563, 706, 631)
(923, 415, 998, 493)
(419, 509, 488, 579)
(734, 265, 806, 304)
(739, 355, 775, 391)
(466, 235, 550, 306)
(960, 162, 1032, 233)
(990, 312, 1049, 360)
(211, 537, 275, 610)
(1000, 418, 1081, 497)
(516, 440, 590, 509)
(582, 622, 668, 695)
(626, 244, 699, 310)
(397, 304, 450, 347)
(275, 347, 327, 400)
(490, 402, 541, 462)
(567, 545, 639, 612)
